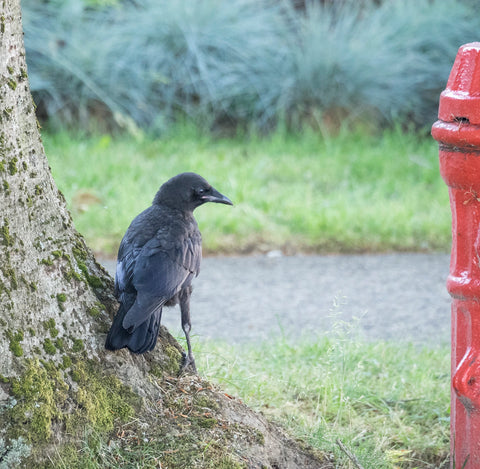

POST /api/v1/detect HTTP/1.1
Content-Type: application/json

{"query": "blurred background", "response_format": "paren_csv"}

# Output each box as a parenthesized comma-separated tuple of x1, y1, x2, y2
(22, 0, 479, 134)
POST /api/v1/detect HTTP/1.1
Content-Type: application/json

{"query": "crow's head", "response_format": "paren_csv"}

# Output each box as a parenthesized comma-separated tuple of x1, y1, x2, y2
(154, 172, 233, 211)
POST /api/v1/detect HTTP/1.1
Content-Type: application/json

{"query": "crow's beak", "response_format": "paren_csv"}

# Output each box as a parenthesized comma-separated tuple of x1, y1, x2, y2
(202, 188, 233, 206)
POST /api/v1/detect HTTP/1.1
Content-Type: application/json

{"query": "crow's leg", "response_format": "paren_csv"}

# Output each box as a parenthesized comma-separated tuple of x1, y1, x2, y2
(179, 285, 197, 373)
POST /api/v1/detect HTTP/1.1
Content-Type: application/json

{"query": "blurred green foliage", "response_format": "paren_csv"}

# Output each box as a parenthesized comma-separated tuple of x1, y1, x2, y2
(44, 125, 450, 256)
(21, 0, 479, 134)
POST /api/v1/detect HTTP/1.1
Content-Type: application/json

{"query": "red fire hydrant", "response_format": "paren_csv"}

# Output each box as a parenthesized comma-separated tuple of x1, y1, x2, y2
(432, 42, 480, 468)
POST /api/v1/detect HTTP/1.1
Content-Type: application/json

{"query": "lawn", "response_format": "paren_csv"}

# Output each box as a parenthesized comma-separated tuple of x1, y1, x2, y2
(192, 323, 450, 468)
(43, 125, 451, 257)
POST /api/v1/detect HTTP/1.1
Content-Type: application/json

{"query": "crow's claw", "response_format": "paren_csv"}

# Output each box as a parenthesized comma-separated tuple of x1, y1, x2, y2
(181, 351, 197, 374)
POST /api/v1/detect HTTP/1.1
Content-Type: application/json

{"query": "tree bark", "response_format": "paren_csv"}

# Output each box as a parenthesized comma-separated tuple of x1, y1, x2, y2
(0, 2, 330, 468)
(0, 0, 116, 378)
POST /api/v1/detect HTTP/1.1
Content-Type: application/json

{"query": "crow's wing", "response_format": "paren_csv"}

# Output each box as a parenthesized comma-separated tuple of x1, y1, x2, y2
(121, 230, 202, 331)
(114, 205, 165, 299)
(114, 242, 140, 299)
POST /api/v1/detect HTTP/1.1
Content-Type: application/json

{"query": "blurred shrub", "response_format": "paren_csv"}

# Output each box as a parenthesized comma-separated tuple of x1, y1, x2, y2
(283, 0, 480, 128)
(21, 0, 480, 133)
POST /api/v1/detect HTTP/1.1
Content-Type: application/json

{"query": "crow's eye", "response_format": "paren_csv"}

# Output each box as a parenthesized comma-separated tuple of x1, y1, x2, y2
(196, 186, 211, 196)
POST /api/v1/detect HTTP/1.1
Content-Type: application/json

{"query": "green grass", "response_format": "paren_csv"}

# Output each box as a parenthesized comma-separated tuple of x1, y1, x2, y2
(43, 125, 450, 256)
(193, 324, 450, 468)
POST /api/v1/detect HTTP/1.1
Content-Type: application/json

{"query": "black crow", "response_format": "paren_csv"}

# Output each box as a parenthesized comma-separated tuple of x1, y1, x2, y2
(105, 172, 233, 372)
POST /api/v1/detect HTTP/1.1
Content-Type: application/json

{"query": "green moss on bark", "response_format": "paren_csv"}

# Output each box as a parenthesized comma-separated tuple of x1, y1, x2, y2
(61, 355, 72, 369)
(7, 157, 17, 175)
(77, 261, 103, 289)
(71, 339, 84, 353)
(54, 338, 65, 351)
(8, 359, 68, 443)
(87, 303, 105, 319)
(7, 79, 17, 91)
(4, 358, 142, 465)
(1, 218, 12, 246)
(71, 241, 104, 289)
(6, 330, 23, 357)
(42, 318, 58, 338)
(56, 293, 66, 312)
(164, 344, 182, 375)
(2, 355, 286, 469)
(43, 339, 56, 355)
(66, 360, 140, 433)
(3, 266, 18, 290)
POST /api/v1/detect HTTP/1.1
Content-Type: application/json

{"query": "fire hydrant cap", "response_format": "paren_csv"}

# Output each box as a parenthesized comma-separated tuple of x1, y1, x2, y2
(438, 42, 480, 125)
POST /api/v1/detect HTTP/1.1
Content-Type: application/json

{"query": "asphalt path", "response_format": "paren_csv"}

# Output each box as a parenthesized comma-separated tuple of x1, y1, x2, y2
(100, 253, 452, 346)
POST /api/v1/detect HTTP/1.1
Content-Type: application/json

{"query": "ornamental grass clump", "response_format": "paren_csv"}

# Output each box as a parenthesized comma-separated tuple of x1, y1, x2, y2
(22, 0, 480, 133)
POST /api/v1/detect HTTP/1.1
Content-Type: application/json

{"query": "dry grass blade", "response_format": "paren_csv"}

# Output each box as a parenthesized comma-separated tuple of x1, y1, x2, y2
(336, 439, 365, 469)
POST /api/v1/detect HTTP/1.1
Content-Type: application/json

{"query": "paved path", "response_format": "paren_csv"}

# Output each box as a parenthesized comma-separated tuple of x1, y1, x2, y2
(100, 253, 452, 345)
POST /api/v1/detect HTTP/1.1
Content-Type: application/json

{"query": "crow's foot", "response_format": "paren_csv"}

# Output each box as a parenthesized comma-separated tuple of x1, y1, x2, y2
(181, 351, 197, 374)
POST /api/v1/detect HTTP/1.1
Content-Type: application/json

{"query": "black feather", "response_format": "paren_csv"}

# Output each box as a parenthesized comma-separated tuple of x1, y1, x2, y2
(104, 173, 232, 364)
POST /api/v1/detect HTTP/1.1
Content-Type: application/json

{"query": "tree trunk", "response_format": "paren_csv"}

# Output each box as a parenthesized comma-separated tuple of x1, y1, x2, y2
(0, 2, 330, 467)
(0, 0, 117, 377)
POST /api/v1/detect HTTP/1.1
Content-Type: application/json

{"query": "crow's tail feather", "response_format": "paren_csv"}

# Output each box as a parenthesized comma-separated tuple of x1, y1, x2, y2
(105, 296, 162, 354)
